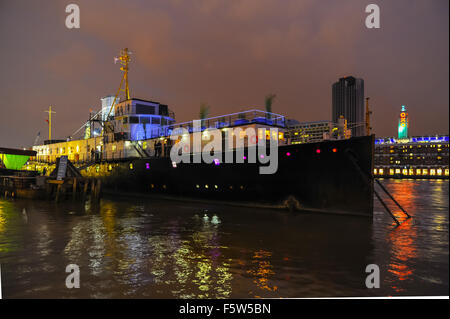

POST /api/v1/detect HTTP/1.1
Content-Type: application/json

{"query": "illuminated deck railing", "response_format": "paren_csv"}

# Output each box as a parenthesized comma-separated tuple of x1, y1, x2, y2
(157, 109, 286, 137)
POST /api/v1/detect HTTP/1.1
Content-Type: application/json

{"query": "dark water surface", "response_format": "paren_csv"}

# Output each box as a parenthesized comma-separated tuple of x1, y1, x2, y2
(0, 179, 448, 298)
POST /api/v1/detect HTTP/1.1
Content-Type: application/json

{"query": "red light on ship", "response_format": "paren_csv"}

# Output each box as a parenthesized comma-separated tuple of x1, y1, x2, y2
(316, 149, 321, 154)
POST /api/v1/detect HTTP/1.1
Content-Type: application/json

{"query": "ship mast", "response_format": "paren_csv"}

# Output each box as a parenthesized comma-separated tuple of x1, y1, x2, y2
(120, 47, 131, 101)
(103, 48, 132, 134)
(44, 106, 56, 141)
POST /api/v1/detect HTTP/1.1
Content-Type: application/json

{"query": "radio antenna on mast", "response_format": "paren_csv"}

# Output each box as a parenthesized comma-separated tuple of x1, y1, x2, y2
(117, 47, 131, 100)
(44, 106, 56, 141)
(104, 48, 132, 134)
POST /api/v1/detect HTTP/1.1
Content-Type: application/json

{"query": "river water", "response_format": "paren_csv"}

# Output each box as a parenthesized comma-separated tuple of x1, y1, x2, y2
(0, 179, 448, 298)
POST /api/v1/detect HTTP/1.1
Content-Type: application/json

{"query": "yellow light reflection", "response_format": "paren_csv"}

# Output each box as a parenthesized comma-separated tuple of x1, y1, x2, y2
(385, 181, 418, 292)
(0, 205, 5, 234)
(247, 250, 278, 293)
(146, 216, 233, 298)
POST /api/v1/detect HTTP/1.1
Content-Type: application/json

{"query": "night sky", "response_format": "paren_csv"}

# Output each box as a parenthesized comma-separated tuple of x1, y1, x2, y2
(0, 0, 448, 148)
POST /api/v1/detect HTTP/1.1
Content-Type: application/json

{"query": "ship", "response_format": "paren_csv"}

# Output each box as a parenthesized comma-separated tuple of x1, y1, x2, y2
(28, 48, 375, 216)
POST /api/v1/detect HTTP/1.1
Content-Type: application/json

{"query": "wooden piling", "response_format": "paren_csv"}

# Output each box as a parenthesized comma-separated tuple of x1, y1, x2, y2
(72, 178, 77, 200)
(90, 179, 96, 197)
(55, 184, 61, 202)
(95, 179, 102, 200)
(83, 180, 88, 199)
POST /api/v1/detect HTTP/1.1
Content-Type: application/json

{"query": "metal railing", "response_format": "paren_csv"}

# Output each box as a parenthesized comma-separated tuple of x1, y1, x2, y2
(160, 109, 286, 136)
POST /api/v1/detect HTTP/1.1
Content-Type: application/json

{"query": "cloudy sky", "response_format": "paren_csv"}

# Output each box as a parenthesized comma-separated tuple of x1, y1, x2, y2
(0, 0, 448, 147)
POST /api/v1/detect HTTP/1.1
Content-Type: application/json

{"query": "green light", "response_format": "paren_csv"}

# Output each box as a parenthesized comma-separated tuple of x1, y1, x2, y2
(398, 105, 408, 139)
(0, 154, 30, 170)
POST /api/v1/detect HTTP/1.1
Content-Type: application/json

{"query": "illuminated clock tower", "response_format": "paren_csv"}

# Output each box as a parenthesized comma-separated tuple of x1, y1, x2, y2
(398, 105, 409, 139)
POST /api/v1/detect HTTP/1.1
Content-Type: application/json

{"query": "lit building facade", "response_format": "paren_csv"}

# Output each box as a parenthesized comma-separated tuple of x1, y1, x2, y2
(286, 118, 351, 144)
(374, 135, 449, 178)
(332, 76, 365, 137)
(287, 121, 333, 144)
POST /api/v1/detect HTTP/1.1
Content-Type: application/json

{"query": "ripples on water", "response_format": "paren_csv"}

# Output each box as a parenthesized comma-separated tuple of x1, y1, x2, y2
(0, 179, 448, 298)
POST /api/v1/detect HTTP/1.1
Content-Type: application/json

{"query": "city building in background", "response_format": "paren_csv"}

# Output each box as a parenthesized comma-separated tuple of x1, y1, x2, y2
(398, 105, 409, 139)
(287, 121, 332, 144)
(332, 76, 365, 137)
(374, 135, 449, 178)
(286, 117, 351, 144)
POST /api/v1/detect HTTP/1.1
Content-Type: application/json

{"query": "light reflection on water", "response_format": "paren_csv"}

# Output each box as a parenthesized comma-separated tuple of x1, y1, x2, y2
(0, 179, 448, 298)
(372, 179, 449, 295)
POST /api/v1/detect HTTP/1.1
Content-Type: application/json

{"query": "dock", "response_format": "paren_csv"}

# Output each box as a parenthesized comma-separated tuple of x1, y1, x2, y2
(1, 152, 102, 202)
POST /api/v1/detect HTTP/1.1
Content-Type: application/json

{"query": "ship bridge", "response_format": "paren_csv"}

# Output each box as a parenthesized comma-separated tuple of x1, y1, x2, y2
(106, 98, 176, 141)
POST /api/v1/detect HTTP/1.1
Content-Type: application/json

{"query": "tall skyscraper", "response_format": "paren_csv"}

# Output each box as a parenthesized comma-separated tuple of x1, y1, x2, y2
(398, 105, 409, 139)
(332, 76, 365, 137)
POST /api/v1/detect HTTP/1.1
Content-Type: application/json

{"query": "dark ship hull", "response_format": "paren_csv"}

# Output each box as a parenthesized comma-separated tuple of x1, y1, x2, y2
(86, 135, 374, 216)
